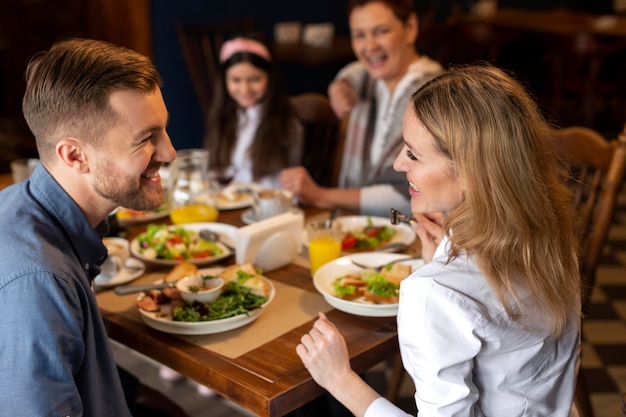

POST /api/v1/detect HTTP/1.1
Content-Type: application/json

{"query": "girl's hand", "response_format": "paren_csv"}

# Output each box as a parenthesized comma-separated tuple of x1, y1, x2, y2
(328, 79, 358, 119)
(296, 312, 353, 391)
(413, 212, 445, 263)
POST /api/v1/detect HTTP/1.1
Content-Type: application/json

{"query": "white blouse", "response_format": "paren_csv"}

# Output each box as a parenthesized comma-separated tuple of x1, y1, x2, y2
(365, 236, 580, 417)
(230, 104, 282, 189)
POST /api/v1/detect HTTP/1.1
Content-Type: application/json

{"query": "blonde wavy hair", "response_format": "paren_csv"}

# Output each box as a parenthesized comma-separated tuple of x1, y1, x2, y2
(411, 65, 580, 337)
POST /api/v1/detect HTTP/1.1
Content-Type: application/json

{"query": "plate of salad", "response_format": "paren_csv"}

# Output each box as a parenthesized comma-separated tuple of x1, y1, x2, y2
(303, 216, 415, 253)
(130, 222, 236, 266)
(313, 253, 423, 317)
(136, 265, 275, 335)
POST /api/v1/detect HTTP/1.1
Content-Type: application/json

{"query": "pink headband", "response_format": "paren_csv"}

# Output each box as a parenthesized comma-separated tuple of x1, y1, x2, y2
(219, 38, 272, 63)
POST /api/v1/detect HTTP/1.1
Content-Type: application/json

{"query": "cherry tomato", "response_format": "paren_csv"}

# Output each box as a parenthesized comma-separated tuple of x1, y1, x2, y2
(341, 234, 357, 249)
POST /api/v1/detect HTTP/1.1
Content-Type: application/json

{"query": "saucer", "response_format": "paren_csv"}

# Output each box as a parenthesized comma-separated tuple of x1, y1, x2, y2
(94, 258, 146, 288)
(241, 208, 256, 224)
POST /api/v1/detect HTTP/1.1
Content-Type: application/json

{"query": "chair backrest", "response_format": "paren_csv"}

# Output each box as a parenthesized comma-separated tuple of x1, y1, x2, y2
(289, 93, 342, 187)
(176, 18, 254, 118)
(551, 125, 626, 313)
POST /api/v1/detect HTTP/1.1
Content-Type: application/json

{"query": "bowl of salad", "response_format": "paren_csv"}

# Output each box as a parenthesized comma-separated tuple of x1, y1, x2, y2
(130, 223, 235, 266)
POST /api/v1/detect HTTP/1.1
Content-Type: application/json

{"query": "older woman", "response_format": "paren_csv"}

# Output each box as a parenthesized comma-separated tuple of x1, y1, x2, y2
(281, 0, 443, 217)
(296, 65, 581, 416)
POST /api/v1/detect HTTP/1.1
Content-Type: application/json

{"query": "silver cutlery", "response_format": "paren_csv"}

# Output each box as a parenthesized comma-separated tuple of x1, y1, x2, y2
(390, 208, 413, 225)
(199, 229, 235, 251)
(114, 281, 176, 295)
(349, 256, 422, 272)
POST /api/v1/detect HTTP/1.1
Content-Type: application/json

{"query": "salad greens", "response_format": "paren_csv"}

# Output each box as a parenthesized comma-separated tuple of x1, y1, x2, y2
(341, 217, 396, 250)
(136, 223, 223, 261)
(171, 281, 268, 322)
(362, 271, 399, 297)
(332, 270, 400, 298)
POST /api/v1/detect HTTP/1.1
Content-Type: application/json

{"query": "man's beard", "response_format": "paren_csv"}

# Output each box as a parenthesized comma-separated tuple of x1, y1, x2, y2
(94, 159, 165, 211)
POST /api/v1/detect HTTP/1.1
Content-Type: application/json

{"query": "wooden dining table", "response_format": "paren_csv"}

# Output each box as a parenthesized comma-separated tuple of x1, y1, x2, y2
(0, 172, 416, 416)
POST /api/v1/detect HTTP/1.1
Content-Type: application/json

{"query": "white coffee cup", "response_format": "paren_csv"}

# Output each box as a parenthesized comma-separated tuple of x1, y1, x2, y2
(252, 189, 293, 221)
(101, 237, 130, 279)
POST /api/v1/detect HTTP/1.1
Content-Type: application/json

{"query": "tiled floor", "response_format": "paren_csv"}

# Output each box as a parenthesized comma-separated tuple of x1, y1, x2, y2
(579, 186, 626, 417)
(113, 188, 626, 416)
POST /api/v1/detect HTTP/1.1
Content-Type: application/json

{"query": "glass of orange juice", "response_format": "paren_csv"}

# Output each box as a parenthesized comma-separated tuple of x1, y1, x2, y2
(169, 149, 219, 224)
(307, 220, 343, 275)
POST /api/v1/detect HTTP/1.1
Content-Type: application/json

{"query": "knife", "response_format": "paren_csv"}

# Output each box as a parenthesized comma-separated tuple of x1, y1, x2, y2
(114, 281, 176, 296)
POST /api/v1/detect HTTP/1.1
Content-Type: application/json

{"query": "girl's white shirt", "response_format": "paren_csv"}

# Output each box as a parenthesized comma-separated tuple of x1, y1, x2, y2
(230, 104, 281, 189)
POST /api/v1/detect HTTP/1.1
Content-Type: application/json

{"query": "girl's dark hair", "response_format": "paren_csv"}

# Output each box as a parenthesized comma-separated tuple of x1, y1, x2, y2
(204, 35, 299, 180)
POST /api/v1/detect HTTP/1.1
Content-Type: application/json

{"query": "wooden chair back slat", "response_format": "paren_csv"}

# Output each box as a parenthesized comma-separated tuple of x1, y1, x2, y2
(289, 93, 342, 187)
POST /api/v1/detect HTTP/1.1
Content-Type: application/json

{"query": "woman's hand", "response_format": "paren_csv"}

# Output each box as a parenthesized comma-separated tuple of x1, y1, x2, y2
(296, 312, 353, 391)
(413, 212, 445, 263)
(280, 166, 324, 207)
(328, 79, 358, 119)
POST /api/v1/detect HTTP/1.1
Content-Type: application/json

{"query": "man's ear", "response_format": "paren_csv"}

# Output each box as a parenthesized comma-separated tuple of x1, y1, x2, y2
(56, 138, 90, 173)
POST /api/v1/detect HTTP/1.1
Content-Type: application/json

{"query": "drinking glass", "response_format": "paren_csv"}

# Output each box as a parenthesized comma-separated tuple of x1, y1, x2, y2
(169, 149, 219, 224)
(307, 220, 343, 275)
(209, 165, 237, 189)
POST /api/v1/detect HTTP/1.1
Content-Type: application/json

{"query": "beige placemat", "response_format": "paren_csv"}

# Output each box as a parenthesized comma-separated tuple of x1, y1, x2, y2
(183, 281, 331, 357)
(98, 278, 331, 359)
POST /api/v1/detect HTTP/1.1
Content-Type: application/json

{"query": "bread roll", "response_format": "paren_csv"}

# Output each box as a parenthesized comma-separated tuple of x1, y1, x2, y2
(165, 262, 198, 282)
(219, 263, 269, 297)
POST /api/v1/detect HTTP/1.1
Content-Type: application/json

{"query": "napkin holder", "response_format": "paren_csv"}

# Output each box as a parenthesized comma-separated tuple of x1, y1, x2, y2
(235, 210, 304, 272)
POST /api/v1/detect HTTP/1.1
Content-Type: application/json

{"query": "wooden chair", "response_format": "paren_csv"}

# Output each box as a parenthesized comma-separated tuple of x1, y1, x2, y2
(554, 125, 626, 417)
(386, 125, 626, 417)
(289, 93, 343, 187)
(176, 18, 254, 117)
(552, 125, 626, 313)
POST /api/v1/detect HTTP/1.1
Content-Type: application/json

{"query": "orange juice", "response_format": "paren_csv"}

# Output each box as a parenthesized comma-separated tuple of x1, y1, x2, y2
(170, 204, 218, 224)
(308, 236, 342, 274)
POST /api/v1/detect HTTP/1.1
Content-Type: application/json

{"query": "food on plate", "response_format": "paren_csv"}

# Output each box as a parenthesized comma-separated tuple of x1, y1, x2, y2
(136, 263, 270, 322)
(135, 224, 223, 261)
(116, 204, 168, 220)
(218, 189, 249, 204)
(332, 263, 411, 303)
(219, 263, 270, 297)
(340, 218, 396, 251)
(165, 261, 198, 282)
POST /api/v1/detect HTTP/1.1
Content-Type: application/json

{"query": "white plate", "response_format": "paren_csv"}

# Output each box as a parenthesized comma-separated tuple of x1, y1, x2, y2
(217, 182, 261, 211)
(94, 258, 146, 288)
(130, 222, 236, 267)
(313, 253, 424, 317)
(138, 267, 275, 335)
(302, 215, 415, 252)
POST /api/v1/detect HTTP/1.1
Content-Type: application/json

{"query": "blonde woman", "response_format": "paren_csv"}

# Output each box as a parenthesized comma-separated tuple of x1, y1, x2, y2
(297, 65, 581, 416)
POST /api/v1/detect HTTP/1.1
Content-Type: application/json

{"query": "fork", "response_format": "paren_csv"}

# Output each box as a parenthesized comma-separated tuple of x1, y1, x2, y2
(390, 208, 414, 225)
(349, 256, 422, 272)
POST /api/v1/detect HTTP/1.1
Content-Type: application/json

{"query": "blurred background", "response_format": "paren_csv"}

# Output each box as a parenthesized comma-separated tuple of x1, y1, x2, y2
(1, 0, 625, 172)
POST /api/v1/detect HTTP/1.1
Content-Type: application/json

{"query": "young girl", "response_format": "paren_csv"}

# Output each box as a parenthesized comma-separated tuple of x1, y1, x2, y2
(204, 35, 302, 188)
